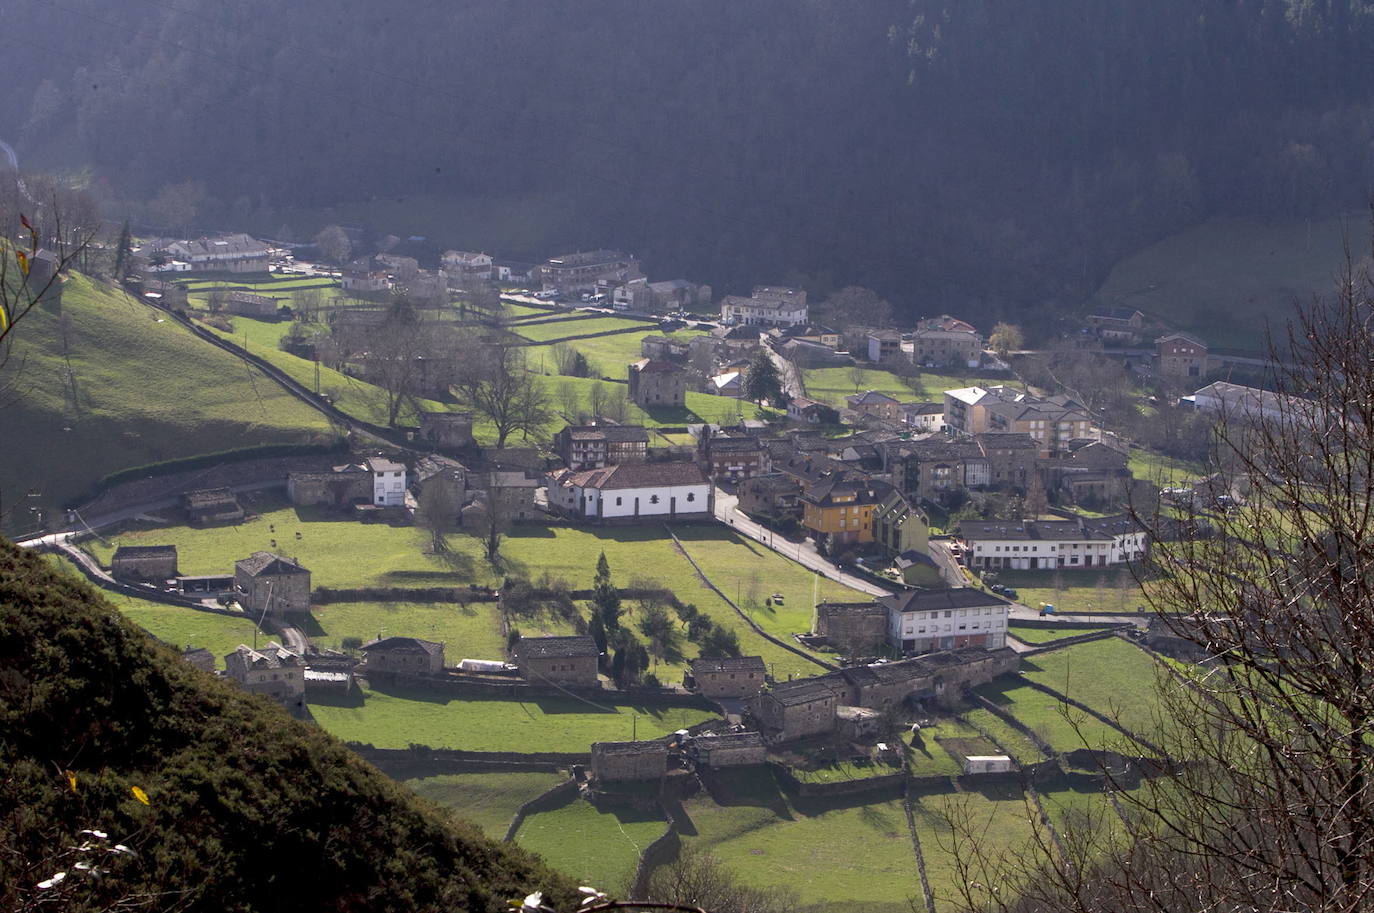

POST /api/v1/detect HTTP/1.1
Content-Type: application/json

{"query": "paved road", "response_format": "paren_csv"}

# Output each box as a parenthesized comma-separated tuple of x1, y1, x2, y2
(713, 488, 893, 597)
(764, 341, 806, 400)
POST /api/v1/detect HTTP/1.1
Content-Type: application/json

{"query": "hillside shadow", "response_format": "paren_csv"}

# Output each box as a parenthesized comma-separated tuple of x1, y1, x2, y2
(699, 768, 794, 820)
(306, 688, 365, 709)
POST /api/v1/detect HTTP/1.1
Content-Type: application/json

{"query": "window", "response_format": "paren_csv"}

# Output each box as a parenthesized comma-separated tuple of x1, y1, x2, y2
(944, 610, 952, 618)
(650, 494, 660, 504)
(616, 497, 622, 506)
(686, 492, 695, 502)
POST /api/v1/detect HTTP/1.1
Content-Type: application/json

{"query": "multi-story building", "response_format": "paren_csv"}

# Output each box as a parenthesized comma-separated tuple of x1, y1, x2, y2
(957, 514, 1149, 571)
(913, 315, 983, 367)
(234, 552, 311, 617)
(111, 545, 178, 582)
(686, 656, 768, 698)
(511, 635, 600, 686)
(846, 390, 903, 422)
(441, 250, 494, 283)
(628, 358, 688, 407)
(164, 234, 272, 273)
(719, 286, 808, 327)
(1157, 332, 1209, 379)
(554, 424, 649, 470)
(224, 642, 306, 708)
(1086, 307, 1145, 343)
(871, 490, 929, 557)
(590, 741, 669, 782)
(697, 429, 768, 482)
(800, 477, 886, 548)
(879, 588, 1011, 655)
(364, 457, 408, 507)
(539, 250, 641, 294)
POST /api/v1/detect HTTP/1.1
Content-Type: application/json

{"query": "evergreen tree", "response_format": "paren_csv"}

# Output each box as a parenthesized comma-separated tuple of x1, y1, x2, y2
(112, 220, 132, 280)
(742, 349, 784, 406)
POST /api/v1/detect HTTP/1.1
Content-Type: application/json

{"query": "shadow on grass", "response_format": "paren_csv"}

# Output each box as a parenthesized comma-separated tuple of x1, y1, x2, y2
(532, 696, 619, 715)
(699, 768, 794, 820)
(306, 688, 366, 709)
(293, 613, 327, 638)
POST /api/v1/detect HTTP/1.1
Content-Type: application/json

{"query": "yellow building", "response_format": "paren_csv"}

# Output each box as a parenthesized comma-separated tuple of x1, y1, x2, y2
(801, 478, 883, 548)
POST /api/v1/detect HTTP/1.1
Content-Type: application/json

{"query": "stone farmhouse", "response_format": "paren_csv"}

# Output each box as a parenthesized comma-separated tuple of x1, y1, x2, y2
(913, 324, 983, 368)
(866, 330, 903, 364)
(539, 250, 642, 294)
(218, 290, 278, 317)
(287, 463, 373, 509)
(628, 358, 688, 407)
(686, 656, 768, 699)
(696, 428, 768, 482)
(164, 233, 272, 273)
(554, 424, 649, 470)
(957, 514, 1149, 571)
(591, 740, 669, 782)
(363, 636, 445, 675)
(341, 256, 391, 293)
(814, 602, 889, 656)
(110, 545, 178, 582)
(640, 335, 692, 360)
(511, 635, 600, 686)
(1086, 306, 1146, 343)
(881, 588, 1011, 655)
(735, 473, 802, 521)
(184, 488, 244, 525)
(847, 390, 903, 422)
(418, 411, 475, 450)
(182, 647, 215, 673)
(687, 731, 767, 769)
(719, 286, 808, 328)
(224, 641, 305, 708)
(749, 678, 839, 742)
(234, 552, 311, 617)
(544, 461, 711, 523)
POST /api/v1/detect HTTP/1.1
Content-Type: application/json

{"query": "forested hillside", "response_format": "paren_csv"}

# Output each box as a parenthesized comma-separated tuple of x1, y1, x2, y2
(0, 540, 576, 911)
(5, 0, 1373, 322)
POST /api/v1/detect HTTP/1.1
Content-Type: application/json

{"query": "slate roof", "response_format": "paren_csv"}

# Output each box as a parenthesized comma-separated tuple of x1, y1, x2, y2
(957, 514, 1142, 542)
(763, 677, 841, 707)
(562, 461, 707, 490)
(227, 641, 303, 669)
(694, 731, 765, 751)
(691, 656, 766, 675)
(365, 457, 406, 474)
(363, 636, 444, 656)
(592, 740, 669, 756)
(631, 358, 684, 374)
(235, 551, 309, 577)
(514, 635, 598, 659)
(878, 588, 1010, 615)
(112, 545, 177, 560)
(849, 390, 901, 406)
(562, 424, 650, 443)
(185, 488, 239, 508)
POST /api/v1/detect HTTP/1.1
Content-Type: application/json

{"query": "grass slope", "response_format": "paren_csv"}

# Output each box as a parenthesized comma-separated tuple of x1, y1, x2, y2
(1018, 637, 1167, 740)
(1, 274, 332, 532)
(802, 366, 1010, 407)
(1089, 214, 1363, 351)
(0, 540, 575, 912)
(406, 770, 568, 840)
(514, 797, 666, 894)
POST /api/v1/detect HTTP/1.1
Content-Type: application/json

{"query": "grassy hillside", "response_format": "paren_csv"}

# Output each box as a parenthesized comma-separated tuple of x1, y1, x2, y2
(1089, 215, 1364, 351)
(0, 539, 575, 912)
(0, 274, 334, 533)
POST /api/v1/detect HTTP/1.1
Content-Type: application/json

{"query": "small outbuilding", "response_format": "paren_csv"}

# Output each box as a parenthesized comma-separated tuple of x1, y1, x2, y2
(590, 740, 669, 782)
(111, 545, 178, 582)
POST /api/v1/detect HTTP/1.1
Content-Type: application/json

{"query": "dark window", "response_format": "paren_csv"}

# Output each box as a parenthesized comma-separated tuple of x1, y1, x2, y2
(650, 494, 660, 505)
(686, 492, 695, 502)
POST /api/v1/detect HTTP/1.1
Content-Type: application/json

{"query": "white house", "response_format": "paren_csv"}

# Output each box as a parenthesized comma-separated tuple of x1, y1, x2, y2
(957, 514, 1148, 571)
(164, 233, 272, 273)
(441, 250, 494, 283)
(719, 286, 808, 327)
(877, 588, 1011, 655)
(901, 401, 945, 433)
(365, 457, 408, 507)
(545, 461, 711, 522)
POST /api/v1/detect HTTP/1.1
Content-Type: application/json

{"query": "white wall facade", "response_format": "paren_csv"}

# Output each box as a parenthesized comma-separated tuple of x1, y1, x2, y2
(887, 605, 1009, 653)
(967, 532, 1146, 570)
(574, 481, 711, 519)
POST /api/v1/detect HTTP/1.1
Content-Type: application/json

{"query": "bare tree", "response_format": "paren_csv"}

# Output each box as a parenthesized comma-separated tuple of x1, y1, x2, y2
(588, 380, 609, 419)
(954, 224, 1374, 913)
(645, 848, 798, 913)
(314, 224, 351, 265)
(415, 470, 464, 554)
(556, 379, 582, 422)
(603, 386, 629, 423)
(453, 345, 551, 447)
(364, 301, 434, 427)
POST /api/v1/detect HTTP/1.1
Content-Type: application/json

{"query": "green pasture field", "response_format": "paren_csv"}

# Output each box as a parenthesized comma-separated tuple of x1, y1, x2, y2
(514, 316, 650, 343)
(974, 678, 1125, 753)
(909, 781, 1036, 909)
(0, 274, 333, 532)
(802, 366, 1010, 408)
(1018, 637, 1168, 740)
(308, 682, 715, 752)
(103, 592, 267, 670)
(1009, 623, 1121, 644)
(980, 566, 1151, 615)
(1127, 446, 1209, 487)
(403, 770, 568, 840)
(551, 329, 705, 377)
(960, 707, 1049, 763)
(513, 796, 666, 894)
(311, 600, 507, 658)
(1089, 214, 1360, 352)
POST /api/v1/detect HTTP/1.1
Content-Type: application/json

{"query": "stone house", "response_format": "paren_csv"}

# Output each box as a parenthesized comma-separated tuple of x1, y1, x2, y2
(287, 464, 373, 509)
(363, 636, 445, 675)
(836, 705, 885, 739)
(110, 545, 178, 582)
(224, 641, 305, 708)
(689, 731, 767, 768)
(686, 656, 768, 699)
(218, 290, 278, 317)
(696, 428, 768, 482)
(377, 253, 420, 281)
(234, 552, 311, 617)
(881, 589, 1011, 655)
(418, 411, 475, 450)
(719, 286, 808, 327)
(511, 635, 600, 686)
(979, 432, 1040, 490)
(814, 603, 889, 656)
(1157, 332, 1209, 379)
(749, 678, 839, 743)
(554, 424, 649, 470)
(736, 473, 803, 521)
(1086, 307, 1145, 343)
(341, 256, 391, 293)
(913, 327, 983, 368)
(641, 335, 691, 360)
(184, 488, 244, 525)
(1039, 439, 1131, 505)
(847, 390, 903, 422)
(590, 740, 669, 782)
(628, 358, 688, 408)
(182, 647, 215, 673)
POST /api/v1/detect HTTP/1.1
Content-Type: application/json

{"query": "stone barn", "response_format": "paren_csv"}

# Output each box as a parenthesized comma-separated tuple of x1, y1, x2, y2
(362, 636, 445, 675)
(224, 641, 305, 709)
(511, 635, 600, 687)
(628, 358, 687, 408)
(287, 465, 373, 509)
(110, 545, 178, 582)
(749, 678, 840, 743)
(590, 740, 669, 782)
(233, 552, 311, 617)
(814, 602, 889, 656)
(690, 731, 767, 769)
(686, 656, 768, 699)
(418, 411, 475, 450)
(185, 488, 245, 525)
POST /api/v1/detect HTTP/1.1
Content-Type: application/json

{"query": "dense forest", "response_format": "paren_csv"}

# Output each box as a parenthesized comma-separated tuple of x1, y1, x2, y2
(0, 543, 575, 911)
(4, 0, 1373, 323)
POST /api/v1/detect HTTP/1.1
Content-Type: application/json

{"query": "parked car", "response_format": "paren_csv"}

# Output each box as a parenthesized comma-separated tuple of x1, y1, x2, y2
(1002, 587, 1018, 599)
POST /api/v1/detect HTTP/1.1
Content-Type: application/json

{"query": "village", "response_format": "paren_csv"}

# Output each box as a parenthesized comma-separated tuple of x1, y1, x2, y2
(25, 227, 1253, 908)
